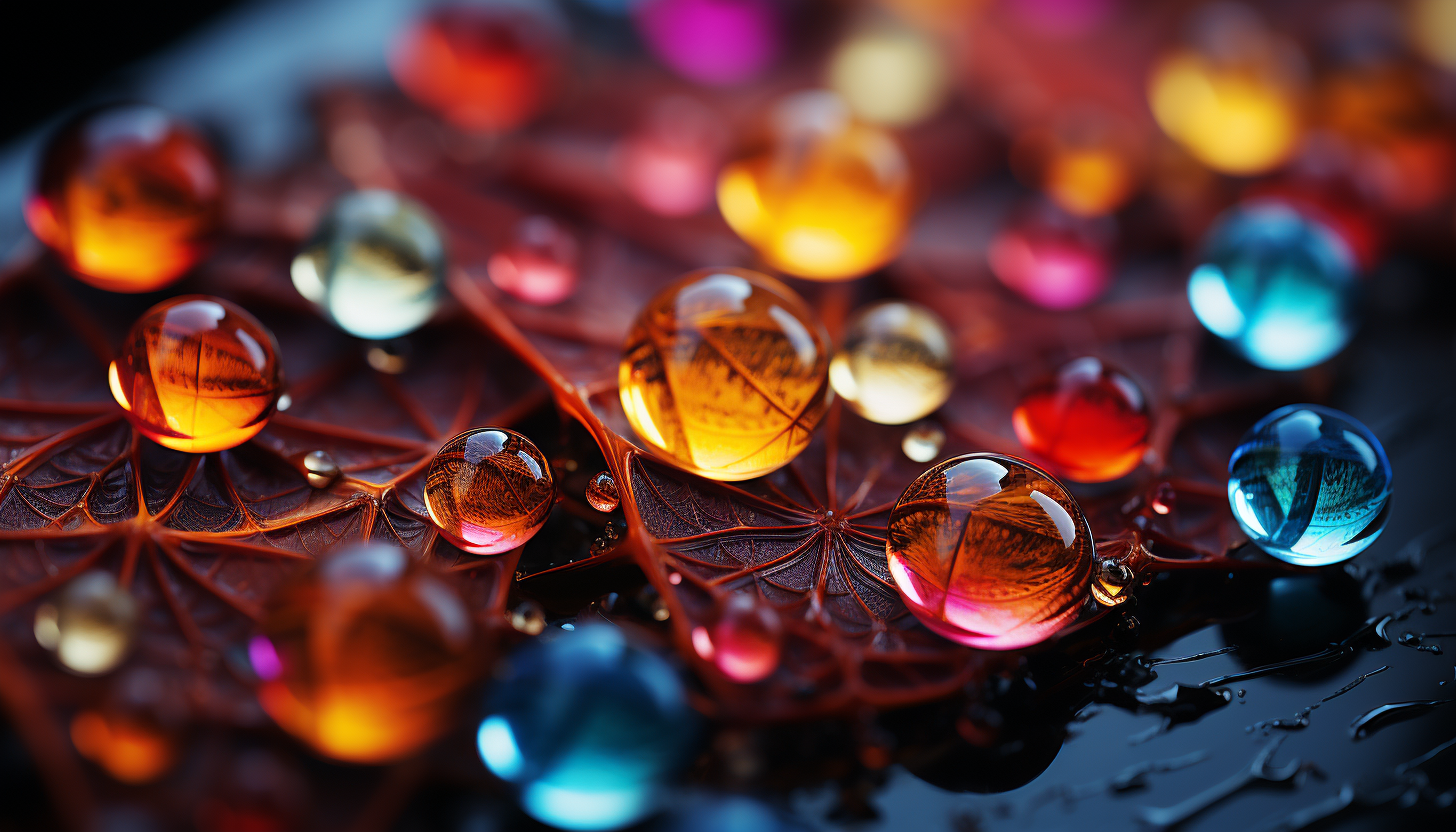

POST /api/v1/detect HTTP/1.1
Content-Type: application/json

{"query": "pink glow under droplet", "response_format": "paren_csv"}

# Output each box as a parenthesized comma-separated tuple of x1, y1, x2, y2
(487, 216, 579, 305)
(634, 0, 781, 86)
(710, 595, 781, 683)
(989, 212, 1112, 310)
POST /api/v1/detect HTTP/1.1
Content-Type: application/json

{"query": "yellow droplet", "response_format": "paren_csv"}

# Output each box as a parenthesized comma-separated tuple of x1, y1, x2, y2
(828, 26, 949, 127)
(36, 572, 137, 676)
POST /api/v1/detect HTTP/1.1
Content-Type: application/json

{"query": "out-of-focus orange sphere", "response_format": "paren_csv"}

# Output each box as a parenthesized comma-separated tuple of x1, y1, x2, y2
(253, 543, 479, 764)
(71, 709, 177, 784)
(25, 104, 224, 292)
(1013, 124, 1139, 218)
(389, 3, 560, 133)
(717, 91, 913, 280)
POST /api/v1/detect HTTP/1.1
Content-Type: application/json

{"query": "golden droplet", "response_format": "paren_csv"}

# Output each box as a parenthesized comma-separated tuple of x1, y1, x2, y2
(366, 342, 410, 374)
(585, 471, 620, 512)
(509, 600, 546, 635)
(901, 421, 945, 463)
(36, 571, 137, 676)
(70, 709, 177, 784)
(300, 450, 342, 488)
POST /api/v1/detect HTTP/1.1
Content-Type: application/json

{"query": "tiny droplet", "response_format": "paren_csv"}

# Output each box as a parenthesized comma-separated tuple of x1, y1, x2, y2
(301, 450, 342, 488)
(902, 421, 945, 463)
(366, 342, 409, 374)
(585, 471, 620, 512)
(510, 600, 546, 635)
(1151, 482, 1176, 515)
(36, 571, 137, 676)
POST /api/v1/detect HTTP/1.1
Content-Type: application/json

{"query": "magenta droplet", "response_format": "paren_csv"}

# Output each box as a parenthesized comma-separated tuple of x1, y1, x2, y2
(710, 594, 781, 683)
(1151, 482, 1176, 515)
(989, 207, 1113, 310)
(248, 635, 284, 681)
(488, 216, 579, 305)
(634, 0, 781, 86)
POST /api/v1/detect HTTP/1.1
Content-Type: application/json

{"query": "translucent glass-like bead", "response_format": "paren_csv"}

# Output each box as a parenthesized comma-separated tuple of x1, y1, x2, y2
(613, 95, 722, 217)
(634, 0, 782, 86)
(717, 92, 912, 280)
(291, 190, 446, 340)
(902, 421, 945, 463)
(828, 25, 949, 127)
(830, 301, 953, 425)
(33, 571, 137, 676)
(887, 454, 1094, 650)
(709, 594, 782, 683)
(619, 267, 832, 481)
(1188, 200, 1359, 371)
(1012, 358, 1150, 483)
(425, 428, 555, 555)
(477, 625, 696, 830)
(989, 206, 1112, 310)
(254, 543, 478, 763)
(585, 471, 620, 513)
(109, 296, 282, 453)
(487, 215, 578, 305)
(389, 3, 560, 133)
(1228, 405, 1392, 566)
(25, 104, 224, 292)
(70, 708, 176, 784)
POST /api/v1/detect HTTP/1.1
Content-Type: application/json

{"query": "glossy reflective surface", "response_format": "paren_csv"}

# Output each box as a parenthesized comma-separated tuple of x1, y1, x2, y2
(389, 3, 559, 132)
(989, 207, 1112, 310)
(585, 471, 620, 513)
(255, 543, 477, 763)
(634, 0, 781, 86)
(425, 428, 555, 554)
(487, 215, 579, 305)
(1012, 357, 1150, 482)
(26, 104, 224, 291)
(709, 594, 782, 683)
(619, 267, 832, 480)
(291, 190, 446, 340)
(887, 454, 1094, 650)
(33, 571, 137, 676)
(1188, 201, 1359, 371)
(477, 625, 696, 830)
(830, 301, 953, 425)
(717, 92, 912, 280)
(109, 296, 282, 453)
(1228, 404, 1392, 566)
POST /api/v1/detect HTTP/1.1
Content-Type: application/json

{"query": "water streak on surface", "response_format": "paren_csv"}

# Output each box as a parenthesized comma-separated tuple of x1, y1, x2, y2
(1349, 698, 1456, 740)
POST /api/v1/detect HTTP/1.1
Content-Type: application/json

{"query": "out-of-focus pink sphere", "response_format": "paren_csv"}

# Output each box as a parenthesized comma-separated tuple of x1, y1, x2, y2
(988, 208, 1113, 310)
(633, 0, 782, 86)
(613, 96, 723, 216)
(692, 594, 782, 683)
(1006, 0, 1119, 39)
(487, 216, 579, 305)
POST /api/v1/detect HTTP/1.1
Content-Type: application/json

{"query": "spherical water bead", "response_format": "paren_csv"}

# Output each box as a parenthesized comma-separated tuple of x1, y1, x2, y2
(988, 206, 1113, 310)
(255, 543, 478, 763)
(709, 594, 781, 683)
(902, 421, 945, 463)
(487, 215, 579, 305)
(1187, 200, 1359, 371)
(1147, 8, 1304, 175)
(296, 450, 342, 489)
(71, 709, 176, 784)
(828, 26, 950, 127)
(291, 190, 445, 340)
(33, 571, 137, 675)
(109, 296, 282, 453)
(830, 301, 953, 425)
(1011, 357, 1150, 483)
(25, 104, 224, 292)
(425, 428, 555, 554)
(887, 454, 1094, 650)
(389, 3, 561, 132)
(613, 96, 723, 217)
(1227, 405, 1391, 566)
(619, 267, 832, 481)
(717, 91, 913, 280)
(585, 471, 620, 512)
(477, 625, 697, 830)
(634, 0, 782, 86)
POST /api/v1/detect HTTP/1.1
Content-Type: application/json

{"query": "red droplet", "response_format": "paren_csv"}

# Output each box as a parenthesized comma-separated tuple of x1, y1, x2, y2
(1150, 482, 1176, 515)
(710, 594, 782, 683)
(487, 216, 579, 305)
(1012, 357, 1150, 483)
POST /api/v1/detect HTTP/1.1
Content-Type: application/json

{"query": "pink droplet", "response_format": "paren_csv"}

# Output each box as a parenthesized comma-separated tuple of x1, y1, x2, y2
(691, 625, 714, 660)
(710, 594, 781, 683)
(488, 216, 579, 305)
(1151, 482, 1176, 515)
(634, 0, 781, 86)
(613, 98, 723, 217)
(248, 635, 283, 681)
(989, 206, 1113, 310)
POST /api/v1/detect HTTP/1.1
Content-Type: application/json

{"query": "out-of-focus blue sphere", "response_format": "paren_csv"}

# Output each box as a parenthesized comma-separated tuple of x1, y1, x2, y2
(1228, 404, 1392, 566)
(1187, 201, 1359, 371)
(477, 625, 697, 830)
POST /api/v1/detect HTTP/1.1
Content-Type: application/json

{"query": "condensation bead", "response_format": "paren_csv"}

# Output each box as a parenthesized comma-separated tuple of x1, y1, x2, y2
(619, 267, 832, 481)
(109, 296, 282, 453)
(585, 471, 620, 512)
(887, 454, 1094, 650)
(1228, 404, 1392, 566)
(902, 421, 945, 463)
(1012, 357, 1150, 483)
(830, 301, 953, 425)
(487, 215, 579, 305)
(34, 571, 137, 676)
(425, 428, 555, 554)
(709, 594, 782, 683)
(291, 190, 446, 340)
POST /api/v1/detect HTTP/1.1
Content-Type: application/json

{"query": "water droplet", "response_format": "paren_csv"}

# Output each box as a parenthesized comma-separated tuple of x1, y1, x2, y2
(585, 471, 620, 512)
(299, 450, 341, 488)
(510, 600, 546, 635)
(902, 421, 945, 462)
(366, 341, 410, 374)
(710, 594, 783, 683)
(1151, 482, 1176, 515)
(35, 571, 137, 676)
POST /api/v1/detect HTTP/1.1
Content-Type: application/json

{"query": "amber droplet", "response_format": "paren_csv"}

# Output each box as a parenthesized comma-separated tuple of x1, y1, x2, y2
(887, 453, 1094, 650)
(830, 301, 953, 425)
(425, 428, 555, 555)
(299, 450, 342, 488)
(902, 421, 945, 463)
(33, 571, 137, 676)
(1012, 357, 1150, 483)
(109, 296, 282, 453)
(509, 600, 546, 635)
(585, 471, 620, 512)
(710, 594, 782, 683)
(717, 91, 913, 280)
(1150, 482, 1176, 515)
(71, 709, 177, 784)
(254, 543, 478, 763)
(366, 341, 411, 374)
(619, 267, 832, 481)
(25, 104, 224, 292)
(389, 3, 561, 133)
(487, 215, 579, 305)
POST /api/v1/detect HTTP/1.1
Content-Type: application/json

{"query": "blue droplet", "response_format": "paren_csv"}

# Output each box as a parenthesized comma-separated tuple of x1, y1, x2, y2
(1228, 404, 1392, 566)
(1188, 201, 1359, 371)
(479, 625, 697, 830)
